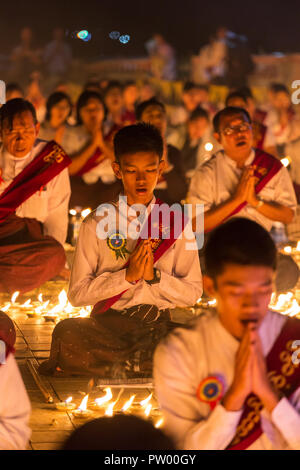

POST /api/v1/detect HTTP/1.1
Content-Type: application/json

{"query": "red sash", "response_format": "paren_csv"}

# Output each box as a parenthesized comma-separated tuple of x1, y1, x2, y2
(0, 140, 71, 223)
(91, 198, 188, 315)
(207, 149, 282, 232)
(75, 147, 103, 177)
(227, 317, 300, 450)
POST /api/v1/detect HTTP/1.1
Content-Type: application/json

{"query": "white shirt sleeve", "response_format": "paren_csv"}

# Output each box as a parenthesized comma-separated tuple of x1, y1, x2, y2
(187, 159, 216, 212)
(43, 168, 71, 244)
(270, 391, 300, 450)
(0, 354, 31, 450)
(272, 166, 297, 213)
(154, 332, 242, 450)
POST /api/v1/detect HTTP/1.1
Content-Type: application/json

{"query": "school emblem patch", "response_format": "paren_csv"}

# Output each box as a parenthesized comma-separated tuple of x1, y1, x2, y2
(197, 375, 225, 410)
(107, 231, 130, 260)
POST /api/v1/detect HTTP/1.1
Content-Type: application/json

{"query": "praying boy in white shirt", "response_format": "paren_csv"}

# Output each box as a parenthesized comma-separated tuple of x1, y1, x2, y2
(154, 218, 300, 450)
(39, 123, 202, 378)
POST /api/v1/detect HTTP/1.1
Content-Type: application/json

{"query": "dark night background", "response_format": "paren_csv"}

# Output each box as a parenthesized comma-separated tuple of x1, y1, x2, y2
(1, 0, 300, 59)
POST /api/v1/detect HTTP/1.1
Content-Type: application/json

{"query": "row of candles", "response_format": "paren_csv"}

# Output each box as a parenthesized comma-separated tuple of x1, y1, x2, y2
(0, 290, 91, 322)
(55, 389, 163, 428)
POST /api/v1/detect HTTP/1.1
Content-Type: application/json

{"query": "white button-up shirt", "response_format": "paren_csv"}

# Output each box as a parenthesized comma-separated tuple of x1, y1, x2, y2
(0, 353, 31, 450)
(68, 196, 202, 310)
(188, 149, 297, 231)
(0, 139, 71, 245)
(154, 310, 300, 450)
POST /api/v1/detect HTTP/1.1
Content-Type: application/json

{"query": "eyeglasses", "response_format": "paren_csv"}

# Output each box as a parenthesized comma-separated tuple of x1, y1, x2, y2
(220, 123, 252, 136)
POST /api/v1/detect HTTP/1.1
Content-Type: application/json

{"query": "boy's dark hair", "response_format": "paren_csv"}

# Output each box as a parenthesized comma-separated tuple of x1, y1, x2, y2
(269, 82, 289, 95)
(45, 91, 72, 121)
(204, 218, 277, 279)
(61, 415, 175, 450)
(136, 97, 166, 121)
(103, 80, 123, 97)
(225, 91, 248, 107)
(189, 106, 209, 122)
(6, 82, 24, 97)
(237, 86, 253, 100)
(114, 122, 164, 162)
(213, 106, 251, 133)
(76, 90, 105, 125)
(0, 98, 37, 129)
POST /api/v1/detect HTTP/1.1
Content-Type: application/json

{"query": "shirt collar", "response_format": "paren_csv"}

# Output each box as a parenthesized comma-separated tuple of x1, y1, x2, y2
(223, 148, 255, 169)
(2, 147, 32, 162)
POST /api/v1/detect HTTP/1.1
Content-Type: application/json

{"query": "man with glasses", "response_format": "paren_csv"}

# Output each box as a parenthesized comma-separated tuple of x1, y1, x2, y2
(188, 106, 298, 291)
(188, 107, 296, 234)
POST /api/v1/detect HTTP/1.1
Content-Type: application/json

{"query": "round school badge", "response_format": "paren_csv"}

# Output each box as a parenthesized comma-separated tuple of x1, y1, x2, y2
(107, 231, 130, 260)
(197, 376, 225, 410)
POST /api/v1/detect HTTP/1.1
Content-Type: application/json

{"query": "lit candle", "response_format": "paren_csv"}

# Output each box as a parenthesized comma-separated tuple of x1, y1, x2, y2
(72, 395, 92, 418)
(93, 388, 113, 409)
(55, 396, 76, 411)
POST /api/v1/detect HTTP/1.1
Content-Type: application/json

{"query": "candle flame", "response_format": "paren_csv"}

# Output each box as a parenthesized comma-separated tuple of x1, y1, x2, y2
(65, 396, 73, 404)
(283, 245, 292, 254)
(204, 142, 213, 152)
(144, 404, 152, 417)
(105, 401, 117, 417)
(11, 291, 20, 303)
(1, 303, 11, 312)
(95, 388, 113, 406)
(122, 395, 135, 412)
(35, 300, 50, 314)
(78, 394, 88, 411)
(297, 241, 300, 252)
(38, 293, 43, 303)
(21, 299, 32, 307)
(48, 289, 68, 314)
(155, 418, 164, 428)
(81, 208, 91, 218)
(280, 156, 291, 167)
(140, 393, 152, 407)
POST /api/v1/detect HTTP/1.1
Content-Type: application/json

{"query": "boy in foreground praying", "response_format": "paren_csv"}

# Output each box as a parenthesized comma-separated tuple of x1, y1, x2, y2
(154, 218, 300, 450)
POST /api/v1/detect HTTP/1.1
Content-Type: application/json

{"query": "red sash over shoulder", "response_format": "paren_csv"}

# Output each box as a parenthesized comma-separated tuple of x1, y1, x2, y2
(218, 149, 282, 229)
(91, 198, 188, 315)
(0, 140, 71, 222)
(227, 317, 300, 450)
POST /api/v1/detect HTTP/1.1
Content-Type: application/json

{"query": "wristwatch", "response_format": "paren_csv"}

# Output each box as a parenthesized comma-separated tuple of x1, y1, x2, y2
(146, 268, 161, 285)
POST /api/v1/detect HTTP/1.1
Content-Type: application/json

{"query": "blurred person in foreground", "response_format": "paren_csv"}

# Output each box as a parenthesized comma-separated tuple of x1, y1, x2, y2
(154, 217, 300, 450)
(62, 415, 174, 450)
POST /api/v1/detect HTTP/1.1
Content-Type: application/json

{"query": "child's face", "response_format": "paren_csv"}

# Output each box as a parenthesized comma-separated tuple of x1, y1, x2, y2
(204, 263, 275, 340)
(112, 151, 164, 206)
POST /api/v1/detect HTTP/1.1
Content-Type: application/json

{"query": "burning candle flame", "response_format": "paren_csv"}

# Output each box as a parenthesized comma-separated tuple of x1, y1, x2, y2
(34, 300, 50, 314)
(65, 397, 73, 404)
(48, 289, 68, 314)
(155, 418, 164, 428)
(95, 388, 113, 406)
(11, 291, 20, 303)
(140, 393, 152, 407)
(2, 303, 11, 312)
(38, 293, 43, 303)
(105, 401, 117, 417)
(21, 299, 32, 307)
(81, 208, 91, 218)
(144, 404, 152, 417)
(122, 395, 136, 412)
(78, 394, 88, 411)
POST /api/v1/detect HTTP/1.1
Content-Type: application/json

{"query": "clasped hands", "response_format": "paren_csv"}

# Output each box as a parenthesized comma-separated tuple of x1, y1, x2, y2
(222, 323, 280, 413)
(234, 165, 260, 208)
(125, 239, 154, 283)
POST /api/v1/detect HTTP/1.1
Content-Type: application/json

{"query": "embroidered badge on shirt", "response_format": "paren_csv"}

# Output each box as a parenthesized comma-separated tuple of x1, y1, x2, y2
(107, 231, 130, 260)
(197, 375, 225, 410)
